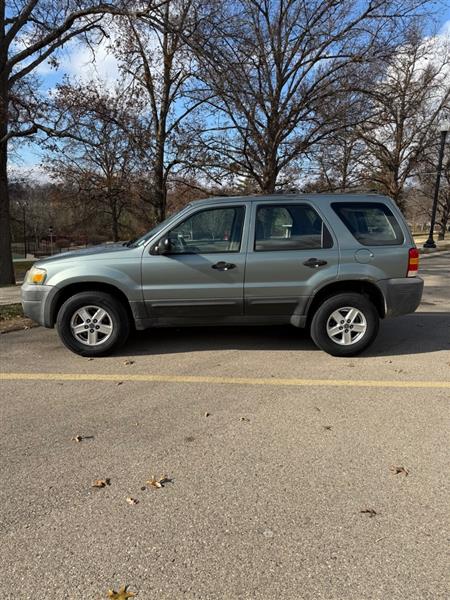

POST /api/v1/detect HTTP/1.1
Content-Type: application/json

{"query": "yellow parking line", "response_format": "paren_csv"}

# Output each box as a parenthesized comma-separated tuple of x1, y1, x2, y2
(0, 372, 449, 389)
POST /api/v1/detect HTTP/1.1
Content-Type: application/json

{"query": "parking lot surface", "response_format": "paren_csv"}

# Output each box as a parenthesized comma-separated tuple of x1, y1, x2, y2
(1, 254, 449, 599)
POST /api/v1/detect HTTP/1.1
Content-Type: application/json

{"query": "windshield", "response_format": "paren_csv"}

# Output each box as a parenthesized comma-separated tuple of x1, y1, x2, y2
(129, 205, 192, 247)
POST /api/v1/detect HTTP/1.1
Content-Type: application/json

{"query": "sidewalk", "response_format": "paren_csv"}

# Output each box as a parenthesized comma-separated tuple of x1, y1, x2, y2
(0, 286, 21, 306)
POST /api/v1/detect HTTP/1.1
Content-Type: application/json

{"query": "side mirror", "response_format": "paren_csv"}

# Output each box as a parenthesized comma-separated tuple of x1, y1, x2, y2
(150, 236, 171, 255)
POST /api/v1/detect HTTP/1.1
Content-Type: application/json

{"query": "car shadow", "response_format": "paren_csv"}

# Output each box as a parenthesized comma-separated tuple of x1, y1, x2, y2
(119, 311, 450, 358)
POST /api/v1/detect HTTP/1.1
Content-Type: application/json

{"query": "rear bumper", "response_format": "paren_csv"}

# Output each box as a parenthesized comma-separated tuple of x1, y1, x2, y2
(378, 277, 424, 318)
(21, 284, 55, 327)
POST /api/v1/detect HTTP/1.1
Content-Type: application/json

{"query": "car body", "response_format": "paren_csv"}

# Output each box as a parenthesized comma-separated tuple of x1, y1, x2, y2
(21, 193, 423, 356)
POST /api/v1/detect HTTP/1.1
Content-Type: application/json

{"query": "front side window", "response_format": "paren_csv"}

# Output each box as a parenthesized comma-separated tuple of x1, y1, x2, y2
(332, 202, 404, 246)
(254, 204, 333, 251)
(166, 206, 245, 254)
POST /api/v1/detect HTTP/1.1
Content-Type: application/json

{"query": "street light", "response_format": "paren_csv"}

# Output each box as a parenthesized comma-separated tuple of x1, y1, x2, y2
(424, 118, 450, 248)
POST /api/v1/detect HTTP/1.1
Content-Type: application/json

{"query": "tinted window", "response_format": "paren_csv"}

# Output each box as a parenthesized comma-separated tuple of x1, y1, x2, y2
(332, 202, 404, 246)
(167, 206, 245, 254)
(254, 204, 333, 251)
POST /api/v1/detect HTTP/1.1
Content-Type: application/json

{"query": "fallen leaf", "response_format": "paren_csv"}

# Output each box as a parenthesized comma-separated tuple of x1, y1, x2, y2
(72, 434, 94, 442)
(323, 425, 333, 430)
(204, 412, 211, 417)
(126, 497, 138, 505)
(146, 475, 171, 489)
(239, 417, 250, 422)
(360, 508, 377, 518)
(117, 381, 124, 386)
(123, 360, 135, 366)
(107, 585, 136, 599)
(314, 406, 321, 412)
(347, 363, 355, 368)
(87, 358, 94, 361)
(92, 478, 110, 488)
(390, 465, 409, 476)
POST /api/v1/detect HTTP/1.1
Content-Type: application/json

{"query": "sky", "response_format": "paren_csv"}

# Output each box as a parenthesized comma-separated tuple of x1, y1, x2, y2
(8, 9, 450, 179)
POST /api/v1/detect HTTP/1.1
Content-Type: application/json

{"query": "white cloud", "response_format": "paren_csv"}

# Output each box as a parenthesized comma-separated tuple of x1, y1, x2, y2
(35, 36, 120, 88)
(8, 163, 52, 184)
(440, 19, 450, 35)
(61, 38, 120, 86)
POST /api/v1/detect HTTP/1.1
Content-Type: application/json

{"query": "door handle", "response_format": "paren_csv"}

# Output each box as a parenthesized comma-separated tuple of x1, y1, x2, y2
(303, 258, 327, 268)
(212, 261, 236, 271)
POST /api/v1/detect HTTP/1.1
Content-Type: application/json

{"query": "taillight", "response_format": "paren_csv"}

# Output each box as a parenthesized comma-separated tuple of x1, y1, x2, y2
(407, 248, 419, 277)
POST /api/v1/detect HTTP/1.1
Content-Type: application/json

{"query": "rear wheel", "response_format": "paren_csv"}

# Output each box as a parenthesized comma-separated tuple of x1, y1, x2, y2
(310, 293, 379, 357)
(56, 291, 130, 356)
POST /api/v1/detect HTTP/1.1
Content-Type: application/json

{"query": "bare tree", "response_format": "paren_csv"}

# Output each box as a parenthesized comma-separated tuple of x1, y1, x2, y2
(0, 0, 162, 283)
(115, 0, 207, 222)
(44, 80, 143, 241)
(193, 0, 430, 195)
(357, 27, 450, 212)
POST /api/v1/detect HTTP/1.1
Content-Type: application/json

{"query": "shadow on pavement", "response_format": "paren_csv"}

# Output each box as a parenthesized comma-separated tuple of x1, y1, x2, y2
(121, 311, 450, 358)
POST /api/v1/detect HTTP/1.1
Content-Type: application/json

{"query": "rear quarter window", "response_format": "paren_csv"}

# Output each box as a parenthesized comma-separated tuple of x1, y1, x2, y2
(331, 202, 404, 246)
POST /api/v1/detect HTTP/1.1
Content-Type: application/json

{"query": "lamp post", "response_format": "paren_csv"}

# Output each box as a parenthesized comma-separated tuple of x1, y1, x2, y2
(424, 119, 450, 248)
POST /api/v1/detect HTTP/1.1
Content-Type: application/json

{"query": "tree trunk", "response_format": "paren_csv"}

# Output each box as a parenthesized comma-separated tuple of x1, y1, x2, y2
(260, 151, 278, 194)
(110, 197, 119, 242)
(153, 141, 167, 222)
(0, 139, 15, 285)
(112, 213, 119, 242)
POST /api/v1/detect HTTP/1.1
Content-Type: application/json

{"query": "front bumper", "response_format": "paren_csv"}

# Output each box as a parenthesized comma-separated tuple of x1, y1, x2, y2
(378, 277, 424, 318)
(21, 284, 55, 327)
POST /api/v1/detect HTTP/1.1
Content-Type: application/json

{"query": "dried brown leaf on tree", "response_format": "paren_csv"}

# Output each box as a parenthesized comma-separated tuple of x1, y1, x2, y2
(107, 585, 136, 599)
(360, 508, 377, 517)
(92, 478, 110, 488)
(390, 465, 409, 476)
(146, 475, 171, 489)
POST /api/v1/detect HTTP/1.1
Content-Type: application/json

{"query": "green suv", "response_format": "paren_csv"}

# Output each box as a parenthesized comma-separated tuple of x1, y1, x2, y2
(21, 194, 423, 357)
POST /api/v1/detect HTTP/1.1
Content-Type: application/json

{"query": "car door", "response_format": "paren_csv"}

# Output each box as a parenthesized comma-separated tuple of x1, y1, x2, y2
(244, 201, 339, 317)
(141, 204, 248, 318)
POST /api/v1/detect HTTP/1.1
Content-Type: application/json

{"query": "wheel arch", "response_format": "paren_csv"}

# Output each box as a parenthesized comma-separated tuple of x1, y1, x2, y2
(48, 282, 135, 328)
(306, 280, 386, 324)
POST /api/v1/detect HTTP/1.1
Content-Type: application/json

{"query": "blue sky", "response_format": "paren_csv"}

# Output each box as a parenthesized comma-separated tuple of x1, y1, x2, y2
(9, 9, 450, 176)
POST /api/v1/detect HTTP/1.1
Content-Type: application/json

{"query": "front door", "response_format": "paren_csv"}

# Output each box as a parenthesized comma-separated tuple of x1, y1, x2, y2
(141, 204, 248, 318)
(244, 201, 339, 317)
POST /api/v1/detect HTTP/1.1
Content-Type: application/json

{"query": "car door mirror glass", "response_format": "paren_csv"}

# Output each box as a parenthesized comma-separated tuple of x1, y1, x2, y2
(150, 237, 171, 255)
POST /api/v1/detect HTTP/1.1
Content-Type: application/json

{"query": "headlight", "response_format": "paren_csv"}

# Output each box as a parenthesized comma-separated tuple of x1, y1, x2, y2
(26, 267, 47, 285)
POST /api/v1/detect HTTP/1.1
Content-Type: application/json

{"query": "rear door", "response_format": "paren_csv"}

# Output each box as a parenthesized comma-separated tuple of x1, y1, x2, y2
(244, 201, 339, 316)
(141, 204, 248, 318)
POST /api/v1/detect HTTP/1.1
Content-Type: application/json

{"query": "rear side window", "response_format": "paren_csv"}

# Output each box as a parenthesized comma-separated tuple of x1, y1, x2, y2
(332, 202, 404, 246)
(254, 204, 333, 251)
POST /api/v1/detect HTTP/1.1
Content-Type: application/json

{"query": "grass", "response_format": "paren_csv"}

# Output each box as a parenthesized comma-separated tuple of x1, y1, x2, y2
(0, 303, 24, 321)
(0, 303, 37, 333)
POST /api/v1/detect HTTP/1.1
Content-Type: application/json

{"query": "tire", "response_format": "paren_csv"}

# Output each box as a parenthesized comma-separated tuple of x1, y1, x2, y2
(310, 293, 379, 357)
(56, 291, 130, 357)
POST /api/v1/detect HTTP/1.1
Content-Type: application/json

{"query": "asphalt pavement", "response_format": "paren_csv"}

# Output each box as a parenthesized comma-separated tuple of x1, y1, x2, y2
(0, 253, 449, 599)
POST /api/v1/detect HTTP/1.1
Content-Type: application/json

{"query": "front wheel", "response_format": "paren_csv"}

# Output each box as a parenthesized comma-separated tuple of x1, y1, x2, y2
(56, 291, 130, 356)
(310, 293, 379, 357)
